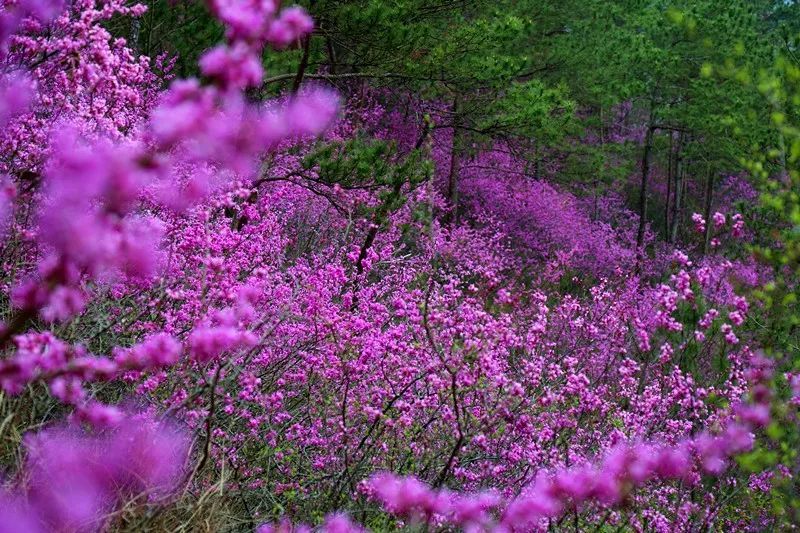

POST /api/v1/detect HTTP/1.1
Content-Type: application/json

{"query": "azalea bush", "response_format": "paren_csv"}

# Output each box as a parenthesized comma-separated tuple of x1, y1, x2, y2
(0, 1, 797, 532)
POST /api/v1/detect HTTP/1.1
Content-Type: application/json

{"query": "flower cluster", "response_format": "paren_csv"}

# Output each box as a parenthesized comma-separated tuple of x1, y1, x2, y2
(0, 1, 791, 532)
(365, 348, 771, 530)
(0, 414, 189, 532)
(1, 0, 337, 333)
(0, 0, 334, 528)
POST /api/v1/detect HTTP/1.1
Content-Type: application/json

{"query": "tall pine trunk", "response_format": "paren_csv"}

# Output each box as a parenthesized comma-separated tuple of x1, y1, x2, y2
(664, 132, 673, 237)
(446, 97, 462, 224)
(291, 36, 312, 94)
(669, 133, 685, 243)
(636, 124, 654, 249)
(702, 165, 715, 255)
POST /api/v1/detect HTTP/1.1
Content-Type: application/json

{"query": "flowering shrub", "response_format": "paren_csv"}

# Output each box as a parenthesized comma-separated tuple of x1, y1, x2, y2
(0, 1, 795, 532)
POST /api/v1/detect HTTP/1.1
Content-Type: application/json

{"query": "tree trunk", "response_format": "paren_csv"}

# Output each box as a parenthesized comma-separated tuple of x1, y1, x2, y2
(778, 130, 790, 186)
(130, 17, 141, 53)
(664, 133, 673, 237)
(636, 125, 654, 249)
(669, 133, 685, 243)
(325, 36, 337, 75)
(702, 165, 715, 255)
(291, 36, 312, 94)
(776, 97, 790, 186)
(446, 97, 462, 224)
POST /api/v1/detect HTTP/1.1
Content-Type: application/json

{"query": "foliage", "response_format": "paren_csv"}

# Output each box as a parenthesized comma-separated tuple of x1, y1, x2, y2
(0, 0, 798, 532)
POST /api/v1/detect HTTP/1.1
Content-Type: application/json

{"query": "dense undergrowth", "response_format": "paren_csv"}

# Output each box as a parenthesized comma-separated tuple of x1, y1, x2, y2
(0, 1, 798, 532)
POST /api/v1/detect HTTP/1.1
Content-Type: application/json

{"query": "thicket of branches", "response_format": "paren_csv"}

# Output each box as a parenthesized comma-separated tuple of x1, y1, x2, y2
(0, 1, 799, 531)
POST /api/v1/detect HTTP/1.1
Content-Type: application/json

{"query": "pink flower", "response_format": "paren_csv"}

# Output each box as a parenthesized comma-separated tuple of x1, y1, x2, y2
(321, 513, 365, 533)
(200, 43, 264, 89)
(694, 434, 727, 474)
(208, 0, 277, 41)
(40, 286, 86, 323)
(654, 445, 691, 480)
(266, 6, 314, 48)
(722, 423, 755, 455)
(114, 333, 182, 369)
(720, 323, 739, 345)
(0, 73, 32, 128)
(735, 402, 770, 427)
(21, 416, 189, 531)
(188, 326, 256, 363)
(72, 402, 125, 428)
(731, 213, 745, 238)
(283, 88, 340, 138)
(691, 213, 706, 234)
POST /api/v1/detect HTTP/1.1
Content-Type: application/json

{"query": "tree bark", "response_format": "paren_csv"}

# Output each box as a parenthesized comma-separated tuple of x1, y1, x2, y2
(130, 17, 141, 53)
(636, 125, 654, 249)
(446, 96, 462, 224)
(664, 132, 673, 237)
(669, 132, 685, 243)
(325, 36, 337, 75)
(702, 165, 715, 256)
(291, 35, 312, 95)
